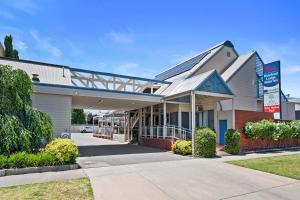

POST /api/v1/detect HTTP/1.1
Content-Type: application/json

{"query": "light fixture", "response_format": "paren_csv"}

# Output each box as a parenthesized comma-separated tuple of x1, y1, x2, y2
(97, 99, 103, 104)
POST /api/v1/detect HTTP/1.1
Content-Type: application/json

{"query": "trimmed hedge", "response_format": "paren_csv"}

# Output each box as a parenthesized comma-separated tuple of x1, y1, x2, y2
(0, 152, 58, 169)
(224, 129, 240, 155)
(194, 128, 216, 158)
(45, 139, 78, 164)
(244, 120, 300, 140)
(172, 140, 192, 155)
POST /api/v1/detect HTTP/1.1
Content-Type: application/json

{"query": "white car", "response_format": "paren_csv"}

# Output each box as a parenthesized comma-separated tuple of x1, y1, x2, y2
(80, 126, 94, 133)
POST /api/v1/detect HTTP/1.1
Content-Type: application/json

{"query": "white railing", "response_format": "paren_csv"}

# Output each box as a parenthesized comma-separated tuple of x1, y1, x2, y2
(98, 126, 125, 136)
(141, 125, 192, 140)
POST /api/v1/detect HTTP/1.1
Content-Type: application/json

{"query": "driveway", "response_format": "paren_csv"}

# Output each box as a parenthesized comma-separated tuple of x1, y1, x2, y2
(72, 133, 191, 168)
(85, 156, 300, 200)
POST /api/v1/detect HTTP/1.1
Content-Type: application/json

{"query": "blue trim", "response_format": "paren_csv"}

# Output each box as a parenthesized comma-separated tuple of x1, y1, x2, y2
(196, 70, 234, 95)
(70, 67, 171, 84)
(34, 83, 164, 97)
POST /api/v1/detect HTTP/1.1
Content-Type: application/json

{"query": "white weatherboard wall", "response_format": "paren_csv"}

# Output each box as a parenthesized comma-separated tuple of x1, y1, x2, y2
(227, 55, 258, 111)
(32, 94, 72, 136)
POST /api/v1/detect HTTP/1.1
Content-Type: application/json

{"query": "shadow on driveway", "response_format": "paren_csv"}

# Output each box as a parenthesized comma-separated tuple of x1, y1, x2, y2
(78, 144, 165, 157)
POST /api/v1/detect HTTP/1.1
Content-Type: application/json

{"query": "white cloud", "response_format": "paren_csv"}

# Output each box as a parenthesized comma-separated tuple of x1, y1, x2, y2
(8, 0, 39, 15)
(257, 39, 300, 74)
(30, 30, 62, 57)
(107, 30, 134, 44)
(14, 40, 28, 51)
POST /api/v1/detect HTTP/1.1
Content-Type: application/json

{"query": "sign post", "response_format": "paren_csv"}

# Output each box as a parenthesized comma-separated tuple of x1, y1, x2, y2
(263, 61, 281, 119)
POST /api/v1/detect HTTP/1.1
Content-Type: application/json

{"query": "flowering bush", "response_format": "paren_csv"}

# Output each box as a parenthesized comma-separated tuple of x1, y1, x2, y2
(45, 139, 78, 164)
(172, 140, 192, 155)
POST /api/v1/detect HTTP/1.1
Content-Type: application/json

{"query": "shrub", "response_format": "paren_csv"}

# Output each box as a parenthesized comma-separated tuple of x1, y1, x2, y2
(224, 129, 240, 155)
(0, 155, 8, 169)
(290, 120, 300, 138)
(274, 122, 293, 140)
(7, 152, 29, 168)
(0, 152, 58, 169)
(244, 120, 276, 139)
(194, 128, 216, 158)
(172, 140, 192, 155)
(45, 139, 78, 164)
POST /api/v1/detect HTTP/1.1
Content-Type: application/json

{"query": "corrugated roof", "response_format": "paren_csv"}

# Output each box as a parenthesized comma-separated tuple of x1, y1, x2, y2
(155, 40, 235, 81)
(0, 57, 72, 85)
(221, 51, 256, 82)
(158, 70, 215, 97)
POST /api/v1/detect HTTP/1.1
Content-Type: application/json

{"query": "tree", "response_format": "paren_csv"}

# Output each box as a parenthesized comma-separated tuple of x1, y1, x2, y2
(71, 109, 86, 124)
(4, 35, 19, 59)
(0, 65, 53, 155)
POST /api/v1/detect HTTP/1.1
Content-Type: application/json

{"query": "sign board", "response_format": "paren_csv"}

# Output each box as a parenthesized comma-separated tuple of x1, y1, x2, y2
(263, 61, 281, 114)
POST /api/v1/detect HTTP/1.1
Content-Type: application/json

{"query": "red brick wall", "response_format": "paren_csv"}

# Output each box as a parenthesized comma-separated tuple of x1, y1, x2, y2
(235, 110, 300, 150)
(140, 138, 174, 151)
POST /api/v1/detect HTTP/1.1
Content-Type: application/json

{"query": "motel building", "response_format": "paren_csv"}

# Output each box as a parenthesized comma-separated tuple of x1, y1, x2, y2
(0, 40, 299, 151)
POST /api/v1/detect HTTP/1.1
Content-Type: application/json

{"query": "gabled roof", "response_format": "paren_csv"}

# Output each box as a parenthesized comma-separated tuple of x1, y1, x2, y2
(221, 51, 256, 82)
(155, 40, 235, 81)
(157, 69, 233, 97)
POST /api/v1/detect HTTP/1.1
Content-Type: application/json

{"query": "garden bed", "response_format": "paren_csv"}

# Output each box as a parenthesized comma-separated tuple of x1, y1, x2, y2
(0, 164, 79, 177)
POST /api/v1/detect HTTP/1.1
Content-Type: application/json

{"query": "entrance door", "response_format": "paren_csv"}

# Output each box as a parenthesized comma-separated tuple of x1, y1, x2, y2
(219, 120, 227, 145)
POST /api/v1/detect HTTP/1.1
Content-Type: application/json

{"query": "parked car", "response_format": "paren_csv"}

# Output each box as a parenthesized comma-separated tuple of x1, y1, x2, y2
(80, 126, 94, 133)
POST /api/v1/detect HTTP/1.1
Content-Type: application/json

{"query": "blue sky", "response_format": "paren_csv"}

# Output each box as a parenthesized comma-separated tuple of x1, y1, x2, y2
(0, 0, 299, 97)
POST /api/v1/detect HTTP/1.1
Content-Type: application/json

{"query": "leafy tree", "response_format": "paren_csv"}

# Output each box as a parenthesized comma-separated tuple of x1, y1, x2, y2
(4, 35, 19, 59)
(71, 109, 86, 124)
(0, 65, 53, 155)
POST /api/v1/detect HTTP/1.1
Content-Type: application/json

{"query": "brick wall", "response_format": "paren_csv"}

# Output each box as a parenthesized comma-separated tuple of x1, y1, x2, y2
(140, 138, 174, 151)
(235, 110, 300, 151)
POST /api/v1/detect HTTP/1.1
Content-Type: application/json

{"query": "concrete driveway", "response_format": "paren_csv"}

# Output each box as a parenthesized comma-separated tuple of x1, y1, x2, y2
(85, 156, 300, 200)
(72, 132, 191, 168)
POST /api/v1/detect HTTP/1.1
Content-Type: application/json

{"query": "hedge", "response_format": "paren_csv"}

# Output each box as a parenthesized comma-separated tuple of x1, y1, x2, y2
(172, 140, 192, 155)
(224, 129, 240, 155)
(194, 127, 216, 158)
(244, 120, 300, 140)
(0, 152, 58, 169)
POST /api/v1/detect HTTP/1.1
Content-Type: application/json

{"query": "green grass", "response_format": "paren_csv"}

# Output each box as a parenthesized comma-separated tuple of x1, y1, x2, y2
(0, 178, 94, 200)
(227, 154, 300, 180)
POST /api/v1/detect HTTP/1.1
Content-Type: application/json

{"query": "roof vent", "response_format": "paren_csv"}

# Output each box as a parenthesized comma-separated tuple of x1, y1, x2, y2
(32, 74, 40, 82)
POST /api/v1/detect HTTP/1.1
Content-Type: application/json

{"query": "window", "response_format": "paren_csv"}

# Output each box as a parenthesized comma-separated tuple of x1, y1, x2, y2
(181, 112, 189, 129)
(227, 51, 231, 57)
(207, 110, 214, 131)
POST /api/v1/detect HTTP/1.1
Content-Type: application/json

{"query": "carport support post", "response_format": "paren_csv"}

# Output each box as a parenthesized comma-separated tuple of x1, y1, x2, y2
(150, 105, 153, 138)
(163, 101, 167, 138)
(139, 108, 142, 141)
(191, 91, 196, 156)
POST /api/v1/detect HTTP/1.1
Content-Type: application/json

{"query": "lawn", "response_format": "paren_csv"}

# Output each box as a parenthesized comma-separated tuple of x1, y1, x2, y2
(0, 178, 94, 200)
(227, 154, 300, 180)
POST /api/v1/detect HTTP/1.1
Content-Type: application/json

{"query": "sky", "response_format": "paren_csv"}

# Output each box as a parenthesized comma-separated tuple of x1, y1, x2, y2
(0, 0, 299, 98)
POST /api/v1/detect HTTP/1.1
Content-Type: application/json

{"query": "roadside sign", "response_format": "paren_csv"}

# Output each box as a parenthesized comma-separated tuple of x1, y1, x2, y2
(263, 61, 281, 115)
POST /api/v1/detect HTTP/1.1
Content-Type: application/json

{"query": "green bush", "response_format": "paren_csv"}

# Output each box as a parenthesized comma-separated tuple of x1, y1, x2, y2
(0, 152, 58, 169)
(172, 140, 192, 155)
(224, 129, 240, 155)
(45, 139, 78, 164)
(0, 65, 54, 155)
(194, 128, 216, 158)
(0, 155, 8, 169)
(274, 122, 293, 140)
(290, 120, 300, 138)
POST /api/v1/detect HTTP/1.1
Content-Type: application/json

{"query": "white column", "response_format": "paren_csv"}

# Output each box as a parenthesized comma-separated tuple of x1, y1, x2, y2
(191, 91, 196, 156)
(150, 105, 153, 138)
(178, 104, 182, 128)
(232, 99, 235, 129)
(163, 102, 167, 138)
(138, 108, 142, 141)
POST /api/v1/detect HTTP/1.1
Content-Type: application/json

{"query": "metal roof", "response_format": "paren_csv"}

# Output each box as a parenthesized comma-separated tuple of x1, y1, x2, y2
(221, 51, 256, 82)
(158, 70, 216, 97)
(155, 40, 235, 81)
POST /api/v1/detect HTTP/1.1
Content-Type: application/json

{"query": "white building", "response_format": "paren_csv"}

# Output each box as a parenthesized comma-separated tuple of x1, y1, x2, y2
(0, 40, 297, 147)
